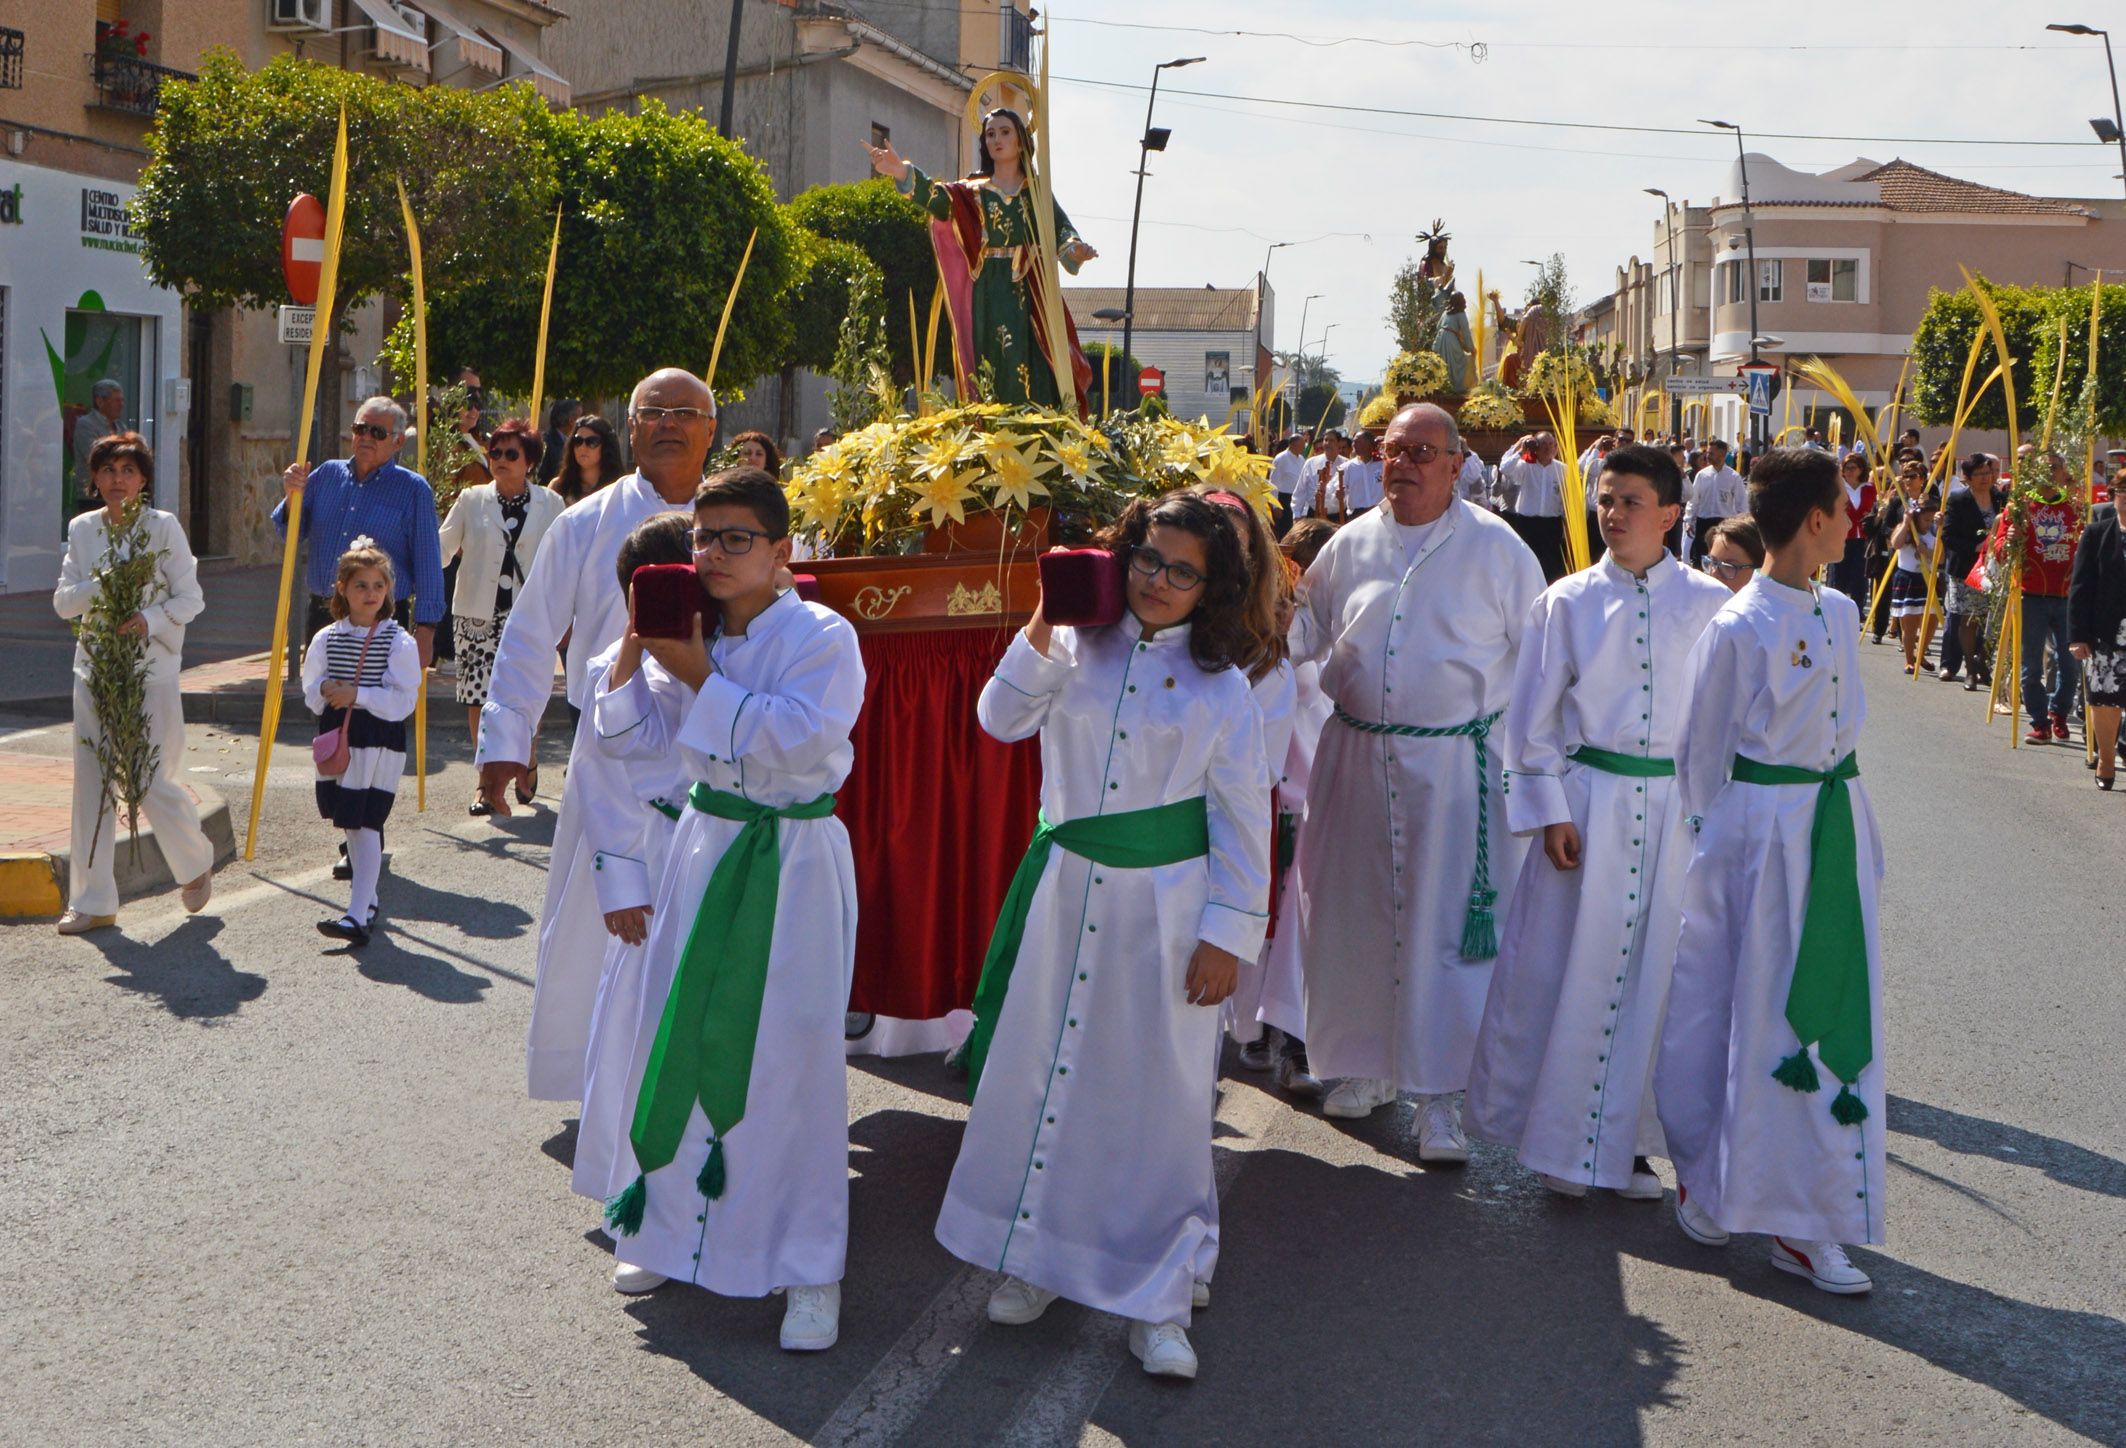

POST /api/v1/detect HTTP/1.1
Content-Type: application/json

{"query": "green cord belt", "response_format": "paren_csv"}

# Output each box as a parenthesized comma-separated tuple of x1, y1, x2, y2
(1332, 703, 1506, 959)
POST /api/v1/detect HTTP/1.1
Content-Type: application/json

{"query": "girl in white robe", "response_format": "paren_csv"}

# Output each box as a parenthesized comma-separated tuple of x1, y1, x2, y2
(1656, 484, 1886, 1286)
(937, 493, 1272, 1381)
(1467, 530, 1729, 1198)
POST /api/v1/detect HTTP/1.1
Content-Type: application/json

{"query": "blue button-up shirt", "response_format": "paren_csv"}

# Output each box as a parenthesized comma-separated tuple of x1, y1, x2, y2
(272, 458, 447, 625)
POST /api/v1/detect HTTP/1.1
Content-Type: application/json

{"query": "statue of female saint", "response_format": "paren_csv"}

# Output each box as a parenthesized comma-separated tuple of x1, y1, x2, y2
(1433, 290, 1475, 395)
(865, 109, 1097, 411)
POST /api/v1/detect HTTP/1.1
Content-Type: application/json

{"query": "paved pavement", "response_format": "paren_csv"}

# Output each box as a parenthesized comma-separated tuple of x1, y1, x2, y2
(0, 634, 2121, 1446)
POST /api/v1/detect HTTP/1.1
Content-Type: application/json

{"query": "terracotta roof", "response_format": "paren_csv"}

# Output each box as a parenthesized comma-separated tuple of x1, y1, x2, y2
(1713, 159, 2089, 217)
(1065, 286, 1260, 333)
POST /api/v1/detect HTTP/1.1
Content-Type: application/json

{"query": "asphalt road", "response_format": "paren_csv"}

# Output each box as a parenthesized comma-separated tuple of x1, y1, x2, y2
(2, 637, 2122, 1448)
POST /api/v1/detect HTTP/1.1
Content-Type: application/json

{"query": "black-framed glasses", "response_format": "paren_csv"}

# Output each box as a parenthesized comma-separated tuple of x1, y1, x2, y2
(1381, 440, 1454, 465)
(634, 405, 713, 427)
(1128, 544, 1206, 592)
(691, 525, 774, 556)
(1700, 557, 1753, 579)
(488, 446, 524, 462)
(351, 423, 396, 442)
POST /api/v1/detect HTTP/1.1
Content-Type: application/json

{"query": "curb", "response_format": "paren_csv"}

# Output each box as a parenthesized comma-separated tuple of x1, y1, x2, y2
(0, 783, 238, 920)
(4, 688, 573, 733)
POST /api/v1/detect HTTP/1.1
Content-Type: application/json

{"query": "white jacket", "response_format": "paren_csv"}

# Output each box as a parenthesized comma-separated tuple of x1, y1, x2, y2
(53, 506, 204, 684)
(438, 482, 565, 622)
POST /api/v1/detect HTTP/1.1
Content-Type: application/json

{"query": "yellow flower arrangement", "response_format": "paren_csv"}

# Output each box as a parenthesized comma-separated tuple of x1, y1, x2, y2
(1383, 350, 1450, 400)
(1458, 387, 1525, 432)
(1358, 394, 1400, 430)
(1518, 348, 1599, 402)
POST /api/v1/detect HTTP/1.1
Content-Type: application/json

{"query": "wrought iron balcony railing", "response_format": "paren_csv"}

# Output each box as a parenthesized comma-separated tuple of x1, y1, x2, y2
(89, 51, 194, 118)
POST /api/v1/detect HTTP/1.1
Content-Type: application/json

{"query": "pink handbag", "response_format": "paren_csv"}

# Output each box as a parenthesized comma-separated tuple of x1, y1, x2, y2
(311, 620, 381, 777)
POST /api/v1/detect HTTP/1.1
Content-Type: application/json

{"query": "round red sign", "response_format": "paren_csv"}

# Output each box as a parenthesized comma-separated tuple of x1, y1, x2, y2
(283, 194, 327, 306)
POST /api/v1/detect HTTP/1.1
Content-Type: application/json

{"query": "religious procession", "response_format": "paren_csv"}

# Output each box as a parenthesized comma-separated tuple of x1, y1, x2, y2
(5, 4, 2123, 1443)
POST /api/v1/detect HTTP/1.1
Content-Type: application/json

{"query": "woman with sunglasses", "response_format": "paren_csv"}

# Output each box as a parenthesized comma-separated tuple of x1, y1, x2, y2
(937, 492, 1272, 1381)
(440, 418, 565, 811)
(554, 415, 626, 504)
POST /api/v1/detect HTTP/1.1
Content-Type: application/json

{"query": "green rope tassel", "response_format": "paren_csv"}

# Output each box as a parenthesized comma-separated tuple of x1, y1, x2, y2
(942, 1035, 970, 1078)
(604, 1173, 647, 1237)
(1459, 889, 1499, 961)
(1771, 1048, 1822, 1094)
(696, 1138, 726, 1201)
(1830, 1085, 1869, 1126)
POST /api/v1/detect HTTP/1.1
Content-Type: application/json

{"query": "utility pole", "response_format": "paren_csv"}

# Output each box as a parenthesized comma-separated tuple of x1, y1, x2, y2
(1120, 57, 1205, 400)
(1646, 188, 1682, 438)
(718, 0, 744, 138)
(1703, 120, 1763, 450)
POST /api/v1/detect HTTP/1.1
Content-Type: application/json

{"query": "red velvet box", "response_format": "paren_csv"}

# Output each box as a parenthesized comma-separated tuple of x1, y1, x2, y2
(631, 563, 711, 639)
(1038, 547, 1127, 628)
(792, 573, 822, 604)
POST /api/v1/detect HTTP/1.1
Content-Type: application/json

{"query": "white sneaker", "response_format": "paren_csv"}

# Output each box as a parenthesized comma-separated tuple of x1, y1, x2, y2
(986, 1276, 1059, 1325)
(611, 1262, 668, 1294)
(1618, 1164, 1666, 1201)
(780, 1281, 841, 1350)
(55, 910, 116, 936)
(1415, 1094, 1470, 1164)
(1236, 1033, 1278, 1072)
(1770, 1238, 1872, 1295)
(1192, 1279, 1210, 1310)
(1536, 1172, 1587, 1198)
(1128, 1320, 1199, 1379)
(1674, 1187, 1730, 1247)
(1322, 1077, 1397, 1119)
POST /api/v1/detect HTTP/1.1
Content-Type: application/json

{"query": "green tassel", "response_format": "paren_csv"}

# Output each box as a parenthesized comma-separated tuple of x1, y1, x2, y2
(697, 1139, 726, 1201)
(942, 1035, 970, 1079)
(1772, 1049, 1822, 1094)
(1830, 1085, 1869, 1126)
(1459, 891, 1498, 961)
(603, 1174, 647, 1237)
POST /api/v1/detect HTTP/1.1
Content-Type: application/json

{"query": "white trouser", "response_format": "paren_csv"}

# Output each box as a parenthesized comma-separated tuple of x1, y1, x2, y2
(69, 676, 215, 916)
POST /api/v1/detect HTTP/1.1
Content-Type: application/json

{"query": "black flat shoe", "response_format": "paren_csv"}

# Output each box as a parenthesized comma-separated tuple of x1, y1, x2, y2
(469, 794, 493, 818)
(2098, 775, 2115, 791)
(317, 915, 372, 947)
(516, 764, 540, 806)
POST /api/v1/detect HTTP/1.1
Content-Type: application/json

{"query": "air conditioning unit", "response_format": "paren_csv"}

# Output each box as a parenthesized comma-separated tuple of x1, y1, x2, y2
(269, 0, 333, 32)
(388, 3, 428, 45)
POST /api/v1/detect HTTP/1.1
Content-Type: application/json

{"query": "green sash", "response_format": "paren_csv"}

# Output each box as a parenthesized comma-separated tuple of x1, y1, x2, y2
(1730, 751, 1871, 1126)
(604, 783, 838, 1236)
(1569, 744, 1675, 778)
(963, 797, 1210, 1096)
(1333, 703, 1506, 959)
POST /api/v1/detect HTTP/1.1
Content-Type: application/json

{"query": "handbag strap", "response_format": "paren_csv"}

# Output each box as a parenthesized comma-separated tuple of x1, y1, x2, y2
(340, 619, 384, 697)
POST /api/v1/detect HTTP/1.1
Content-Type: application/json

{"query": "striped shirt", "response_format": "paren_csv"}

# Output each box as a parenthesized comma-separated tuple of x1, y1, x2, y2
(320, 619, 403, 687)
(273, 459, 447, 625)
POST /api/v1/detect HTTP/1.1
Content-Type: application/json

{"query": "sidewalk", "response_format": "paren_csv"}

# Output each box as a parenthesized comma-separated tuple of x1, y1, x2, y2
(0, 752, 235, 918)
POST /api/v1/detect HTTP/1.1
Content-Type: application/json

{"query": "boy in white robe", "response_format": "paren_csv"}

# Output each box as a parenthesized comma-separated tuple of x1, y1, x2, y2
(1656, 447, 1886, 1296)
(1467, 446, 1729, 1201)
(592, 468, 867, 1350)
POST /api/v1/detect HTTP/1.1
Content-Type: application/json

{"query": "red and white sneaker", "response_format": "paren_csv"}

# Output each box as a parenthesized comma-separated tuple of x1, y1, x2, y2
(1770, 1237, 1873, 1295)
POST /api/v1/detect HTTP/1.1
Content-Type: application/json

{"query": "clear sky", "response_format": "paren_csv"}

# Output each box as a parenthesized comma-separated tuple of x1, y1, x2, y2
(1028, 0, 2126, 385)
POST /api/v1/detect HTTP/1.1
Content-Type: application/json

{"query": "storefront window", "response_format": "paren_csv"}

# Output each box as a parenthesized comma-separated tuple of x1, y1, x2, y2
(59, 305, 150, 527)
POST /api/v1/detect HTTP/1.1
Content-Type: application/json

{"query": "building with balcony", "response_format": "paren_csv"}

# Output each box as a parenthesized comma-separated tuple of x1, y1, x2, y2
(0, 1, 569, 595)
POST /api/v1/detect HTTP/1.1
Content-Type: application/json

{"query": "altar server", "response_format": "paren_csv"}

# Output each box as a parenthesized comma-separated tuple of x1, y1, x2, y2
(1466, 445, 1729, 1200)
(592, 468, 866, 1351)
(567, 512, 697, 1203)
(939, 492, 1272, 1382)
(1656, 448, 1886, 1295)
(1286, 403, 1544, 1159)
(475, 369, 718, 1102)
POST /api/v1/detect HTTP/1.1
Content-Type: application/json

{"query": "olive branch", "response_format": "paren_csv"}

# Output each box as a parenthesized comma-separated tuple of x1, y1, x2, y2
(72, 496, 168, 865)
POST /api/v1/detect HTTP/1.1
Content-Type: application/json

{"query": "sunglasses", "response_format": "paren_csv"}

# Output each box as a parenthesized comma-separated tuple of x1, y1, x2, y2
(489, 446, 524, 462)
(571, 434, 602, 447)
(352, 423, 396, 442)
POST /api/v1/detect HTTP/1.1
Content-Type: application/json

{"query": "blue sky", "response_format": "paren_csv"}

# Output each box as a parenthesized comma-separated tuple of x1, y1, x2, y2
(1033, 0, 2125, 383)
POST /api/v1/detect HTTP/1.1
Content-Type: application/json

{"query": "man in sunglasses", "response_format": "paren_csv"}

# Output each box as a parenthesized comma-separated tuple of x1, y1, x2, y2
(277, 395, 445, 666)
(474, 367, 721, 1104)
(1285, 401, 1545, 1161)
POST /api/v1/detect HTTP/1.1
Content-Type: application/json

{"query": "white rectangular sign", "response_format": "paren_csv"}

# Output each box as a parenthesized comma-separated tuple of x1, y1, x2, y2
(277, 304, 316, 346)
(1663, 377, 1749, 396)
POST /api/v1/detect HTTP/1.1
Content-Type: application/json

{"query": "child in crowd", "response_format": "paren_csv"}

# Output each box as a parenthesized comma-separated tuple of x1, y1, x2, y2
(1253, 516, 1337, 1095)
(940, 492, 1272, 1381)
(1887, 486, 1940, 675)
(591, 469, 866, 1353)
(1656, 447, 1886, 1295)
(1701, 516, 1763, 594)
(303, 540, 422, 947)
(569, 512, 699, 1206)
(1467, 445, 1730, 1202)
(52, 432, 216, 935)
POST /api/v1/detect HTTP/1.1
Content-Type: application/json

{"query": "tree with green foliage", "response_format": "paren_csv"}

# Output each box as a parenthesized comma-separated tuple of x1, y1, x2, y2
(784, 233, 885, 374)
(1080, 342, 1144, 416)
(1911, 278, 2126, 437)
(784, 179, 934, 381)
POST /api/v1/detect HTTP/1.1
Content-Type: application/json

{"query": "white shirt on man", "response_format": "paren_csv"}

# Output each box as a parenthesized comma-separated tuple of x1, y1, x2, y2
(1688, 465, 1747, 522)
(1498, 456, 1567, 516)
(1269, 449, 1308, 499)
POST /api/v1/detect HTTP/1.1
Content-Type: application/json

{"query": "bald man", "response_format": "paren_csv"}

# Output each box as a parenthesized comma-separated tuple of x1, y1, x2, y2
(476, 368, 719, 1101)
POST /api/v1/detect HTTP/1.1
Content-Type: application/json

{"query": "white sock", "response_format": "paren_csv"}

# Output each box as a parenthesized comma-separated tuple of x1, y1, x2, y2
(345, 828, 383, 921)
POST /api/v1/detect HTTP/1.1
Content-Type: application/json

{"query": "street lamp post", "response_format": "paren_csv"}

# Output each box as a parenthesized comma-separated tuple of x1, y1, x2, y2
(1702, 119, 1763, 448)
(1287, 292, 1321, 433)
(1253, 240, 1292, 435)
(1119, 56, 1206, 397)
(2049, 23, 2126, 201)
(1645, 187, 1683, 439)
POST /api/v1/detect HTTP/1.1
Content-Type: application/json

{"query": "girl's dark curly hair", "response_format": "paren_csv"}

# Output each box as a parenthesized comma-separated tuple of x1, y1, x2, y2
(1093, 491, 1253, 675)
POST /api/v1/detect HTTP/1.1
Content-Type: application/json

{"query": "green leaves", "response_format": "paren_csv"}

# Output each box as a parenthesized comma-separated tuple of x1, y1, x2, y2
(74, 498, 167, 865)
(785, 179, 933, 381)
(1912, 278, 2126, 436)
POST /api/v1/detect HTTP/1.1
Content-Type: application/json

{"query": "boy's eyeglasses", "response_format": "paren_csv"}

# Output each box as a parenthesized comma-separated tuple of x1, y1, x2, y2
(1700, 557, 1753, 579)
(1128, 544, 1206, 592)
(691, 526, 774, 556)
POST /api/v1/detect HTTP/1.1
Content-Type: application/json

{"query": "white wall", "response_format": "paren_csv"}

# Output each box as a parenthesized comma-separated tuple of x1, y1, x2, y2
(1076, 324, 1255, 428)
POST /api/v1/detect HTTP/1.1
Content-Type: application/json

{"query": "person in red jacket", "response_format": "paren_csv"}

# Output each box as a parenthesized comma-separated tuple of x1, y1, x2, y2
(1833, 451, 1876, 607)
(1995, 450, 2084, 744)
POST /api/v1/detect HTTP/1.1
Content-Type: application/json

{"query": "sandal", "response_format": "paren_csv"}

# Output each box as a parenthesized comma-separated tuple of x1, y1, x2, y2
(516, 764, 539, 806)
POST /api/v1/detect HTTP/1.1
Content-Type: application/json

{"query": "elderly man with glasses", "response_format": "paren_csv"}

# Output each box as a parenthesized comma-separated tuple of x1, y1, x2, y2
(277, 395, 446, 664)
(1285, 402, 1545, 1160)
(474, 367, 721, 1103)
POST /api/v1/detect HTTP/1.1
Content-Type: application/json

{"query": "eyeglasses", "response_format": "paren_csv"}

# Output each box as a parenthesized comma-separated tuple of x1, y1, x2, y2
(1128, 544, 1206, 592)
(571, 434, 602, 447)
(352, 423, 396, 442)
(1700, 557, 1753, 579)
(691, 525, 775, 556)
(1380, 441, 1455, 465)
(633, 406, 713, 427)
(488, 446, 524, 462)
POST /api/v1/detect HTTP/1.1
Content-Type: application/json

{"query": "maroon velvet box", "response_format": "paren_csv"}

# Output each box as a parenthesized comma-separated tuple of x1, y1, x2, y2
(792, 573, 822, 604)
(631, 563, 710, 639)
(1038, 547, 1128, 628)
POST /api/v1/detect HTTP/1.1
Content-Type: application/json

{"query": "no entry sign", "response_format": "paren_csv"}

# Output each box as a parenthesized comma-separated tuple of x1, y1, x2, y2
(283, 194, 327, 306)
(1138, 365, 1165, 396)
